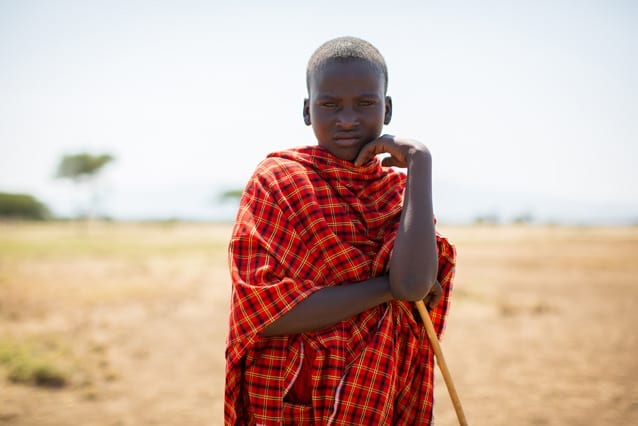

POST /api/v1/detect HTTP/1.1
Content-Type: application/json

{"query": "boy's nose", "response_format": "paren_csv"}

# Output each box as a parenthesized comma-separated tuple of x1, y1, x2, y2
(336, 109, 359, 129)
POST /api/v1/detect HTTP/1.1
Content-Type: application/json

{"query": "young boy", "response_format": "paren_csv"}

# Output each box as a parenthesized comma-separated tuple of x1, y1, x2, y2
(226, 36, 455, 425)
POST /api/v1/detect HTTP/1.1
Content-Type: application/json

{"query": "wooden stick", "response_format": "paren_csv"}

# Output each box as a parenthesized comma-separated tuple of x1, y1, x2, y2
(415, 300, 469, 426)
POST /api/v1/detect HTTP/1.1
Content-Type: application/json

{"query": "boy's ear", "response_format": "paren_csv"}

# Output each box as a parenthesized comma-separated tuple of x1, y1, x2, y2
(303, 98, 311, 126)
(384, 96, 393, 125)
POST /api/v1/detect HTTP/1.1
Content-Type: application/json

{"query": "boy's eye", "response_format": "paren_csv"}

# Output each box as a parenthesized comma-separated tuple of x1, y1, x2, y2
(322, 102, 338, 108)
(359, 100, 376, 107)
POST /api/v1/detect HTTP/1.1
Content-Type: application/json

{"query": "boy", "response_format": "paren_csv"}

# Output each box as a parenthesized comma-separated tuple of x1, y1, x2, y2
(226, 36, 455, 425)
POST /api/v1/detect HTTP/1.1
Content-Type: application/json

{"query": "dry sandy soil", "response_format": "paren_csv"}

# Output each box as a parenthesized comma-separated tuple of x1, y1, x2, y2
(0, 222, 636, 425)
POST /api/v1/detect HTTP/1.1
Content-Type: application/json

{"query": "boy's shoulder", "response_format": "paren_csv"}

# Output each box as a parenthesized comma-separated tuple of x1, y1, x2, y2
(253, 146, 316, 177)
(251, 145, 407, 190)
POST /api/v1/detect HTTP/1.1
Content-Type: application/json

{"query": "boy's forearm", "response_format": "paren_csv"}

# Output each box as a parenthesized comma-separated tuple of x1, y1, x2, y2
(389, 150, 438, 301)
(262, 275, 393, 337)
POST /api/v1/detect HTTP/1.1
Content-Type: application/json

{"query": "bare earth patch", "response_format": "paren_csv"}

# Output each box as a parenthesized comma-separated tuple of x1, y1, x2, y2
(0, 222, 637, 425)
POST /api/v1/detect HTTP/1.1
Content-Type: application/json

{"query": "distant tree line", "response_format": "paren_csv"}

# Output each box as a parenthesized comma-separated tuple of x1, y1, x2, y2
(0, 193, 50, 220)
(1, 152, 114, 221)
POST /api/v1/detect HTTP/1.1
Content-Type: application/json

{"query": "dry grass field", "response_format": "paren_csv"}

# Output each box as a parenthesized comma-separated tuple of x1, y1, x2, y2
(0, 222, 636, 425)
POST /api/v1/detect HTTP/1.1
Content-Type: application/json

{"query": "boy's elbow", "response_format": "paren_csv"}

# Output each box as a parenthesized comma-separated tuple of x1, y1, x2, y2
(389, 273, 436, 301)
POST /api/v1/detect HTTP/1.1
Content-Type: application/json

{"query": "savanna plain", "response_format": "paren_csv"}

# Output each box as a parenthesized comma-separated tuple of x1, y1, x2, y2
(0, 222, 636, 425)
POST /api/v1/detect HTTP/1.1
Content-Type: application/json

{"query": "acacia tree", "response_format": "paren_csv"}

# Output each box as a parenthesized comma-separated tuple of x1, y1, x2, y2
(219, 188, 243, 202)
(55, 153, 114, 220)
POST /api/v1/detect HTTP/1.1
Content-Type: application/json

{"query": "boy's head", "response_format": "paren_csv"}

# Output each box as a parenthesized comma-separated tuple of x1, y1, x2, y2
(305, 36, 389, 95)
(304, 36, 392, 162)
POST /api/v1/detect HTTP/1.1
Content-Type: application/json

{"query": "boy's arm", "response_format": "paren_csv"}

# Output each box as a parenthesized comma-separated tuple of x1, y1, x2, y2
(263, 135, 438, 337)
(355, 135, 439, 303)
(262, 275, 393, 336)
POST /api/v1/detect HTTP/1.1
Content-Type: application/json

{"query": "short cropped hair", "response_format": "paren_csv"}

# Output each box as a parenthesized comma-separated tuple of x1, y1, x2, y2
(306, 36, 389, 94)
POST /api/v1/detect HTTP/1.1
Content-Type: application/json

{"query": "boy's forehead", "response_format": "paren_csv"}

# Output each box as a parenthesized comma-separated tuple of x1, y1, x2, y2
(309, 58, 385, 93)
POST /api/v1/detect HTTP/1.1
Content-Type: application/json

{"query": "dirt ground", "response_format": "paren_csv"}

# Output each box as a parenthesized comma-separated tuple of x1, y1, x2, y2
(0, 222, 636, 425)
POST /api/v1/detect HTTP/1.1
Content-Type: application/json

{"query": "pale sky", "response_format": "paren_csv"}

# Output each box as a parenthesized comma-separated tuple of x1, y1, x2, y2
(1, 0, 636, 222)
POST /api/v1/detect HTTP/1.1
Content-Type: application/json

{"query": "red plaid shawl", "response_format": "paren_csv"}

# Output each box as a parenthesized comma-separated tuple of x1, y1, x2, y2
(226, 146, 455, 425)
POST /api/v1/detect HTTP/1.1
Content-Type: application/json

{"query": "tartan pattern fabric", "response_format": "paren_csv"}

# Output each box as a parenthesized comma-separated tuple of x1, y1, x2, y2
(226, 146, 456, 425)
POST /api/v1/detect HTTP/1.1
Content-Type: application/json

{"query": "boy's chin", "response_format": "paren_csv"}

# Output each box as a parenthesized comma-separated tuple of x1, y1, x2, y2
(318, 144, 359, 162)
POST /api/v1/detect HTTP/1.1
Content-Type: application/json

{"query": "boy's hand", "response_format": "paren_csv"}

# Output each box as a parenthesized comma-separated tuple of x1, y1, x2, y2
(424, 280, 443, 311)
(354, 134, 430, 168)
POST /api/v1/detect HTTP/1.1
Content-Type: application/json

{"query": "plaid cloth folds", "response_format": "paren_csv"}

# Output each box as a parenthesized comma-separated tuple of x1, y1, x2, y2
(226, 146, 455, 425)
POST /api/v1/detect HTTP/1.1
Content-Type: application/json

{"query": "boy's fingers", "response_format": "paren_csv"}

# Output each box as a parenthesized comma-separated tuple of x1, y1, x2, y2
(355, 135, 396, 166)
(426, 281, 443, 310)
(381, 156, 402, 168)
(354, 141, 381, 166)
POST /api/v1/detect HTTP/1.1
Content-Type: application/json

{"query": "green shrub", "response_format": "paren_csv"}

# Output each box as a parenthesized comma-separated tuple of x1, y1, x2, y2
(0, 192, 51, 220)
(7, 358, 67, 387)
(0, 338, 68, 388)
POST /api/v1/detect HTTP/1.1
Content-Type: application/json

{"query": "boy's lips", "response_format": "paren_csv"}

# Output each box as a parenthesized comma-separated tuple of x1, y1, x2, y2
(333, 134, 363, 147)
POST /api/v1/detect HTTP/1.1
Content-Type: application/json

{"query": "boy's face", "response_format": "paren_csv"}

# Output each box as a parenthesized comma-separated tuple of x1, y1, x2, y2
(304, 59, 392, 162)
